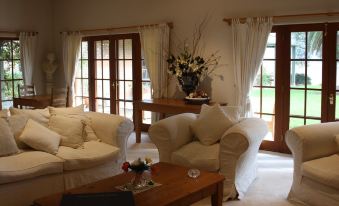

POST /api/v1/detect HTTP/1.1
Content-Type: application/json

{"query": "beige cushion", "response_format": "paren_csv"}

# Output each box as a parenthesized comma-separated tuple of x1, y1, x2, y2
(200, 104, 241, 122)
(10, 107, 50, 127)
(0, 109, 9, 119)
(0, 151, 64, 184)
(191, 104, 234, 145)
(49, 115, 84, 149)
(302, 154, 339, 190)
(0, 118, 19, 156)
(56, 141, 120, 171)
(49, 105, 84, 116)
(20, 119, 61, 154)
(171, 141, 220, 172)
(7, 114, 29, 148)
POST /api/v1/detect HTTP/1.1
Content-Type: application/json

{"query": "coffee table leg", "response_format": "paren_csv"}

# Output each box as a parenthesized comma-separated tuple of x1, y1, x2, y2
(211, 181, 223, 206)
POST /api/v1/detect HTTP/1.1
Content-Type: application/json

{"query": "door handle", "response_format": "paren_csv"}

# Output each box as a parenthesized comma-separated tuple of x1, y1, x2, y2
(329, 93, 334, 105)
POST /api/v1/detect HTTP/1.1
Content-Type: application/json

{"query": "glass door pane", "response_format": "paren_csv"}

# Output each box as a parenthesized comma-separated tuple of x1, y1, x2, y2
(289, 31, 323, 128)
(335, 31, 339, 119)
(94, 40, 111, 114)
(115, 39, 133, 120)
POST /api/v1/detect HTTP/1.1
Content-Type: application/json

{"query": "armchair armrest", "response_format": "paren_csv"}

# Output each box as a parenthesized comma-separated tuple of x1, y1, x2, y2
(219, 118, 268, 199)
(285, 122, 339, 164)
(85, 112, 134, 161)
(148, 113, 197, 162)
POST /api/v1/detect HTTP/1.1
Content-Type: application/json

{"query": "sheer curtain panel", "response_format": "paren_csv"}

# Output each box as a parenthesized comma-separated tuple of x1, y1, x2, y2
(231, 17, 273, 117)
(61, 32, 82, 106)
(19, 32, 38, 86)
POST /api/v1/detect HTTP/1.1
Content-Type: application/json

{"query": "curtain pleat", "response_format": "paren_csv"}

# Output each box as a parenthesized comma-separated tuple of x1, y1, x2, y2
(19, 32, 38, 86)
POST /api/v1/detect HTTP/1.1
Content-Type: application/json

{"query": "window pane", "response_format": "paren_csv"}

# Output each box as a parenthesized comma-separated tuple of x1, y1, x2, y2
(142, 60, 150, 81)
(82, 60, 88, 78)
(118, 60, 124, 80)
(290, 89, 305, 116)
(96, 61, 102, 79)
(1, 81, 12, 100)
(335, 92, 339, 119)
(119, 101, 125, 116)
(2, 101, 12, 109)
(82, 41, 88, 59)
(95, 41, 102, 59)
(337, 31, 339, 59)
(103, 100, 110, 114)
(96, 80, 102, 98)
(0, 40, 12, 60)
(125, 102, 133, 120)
(2, 61, 12, 80)
(75, 79, 82, 96)
(289, 117, 304, 129)
(125, 81, 133, 100)
(306, 119, 321, 125)
(262, 60, 275, 86)
(96, 99, 103, 113)
(290, 61, 305, 88)
(13, 60, 22, 79)
(262, 114, 275, 141)
(253, 70, 261, 86)
(263, 33, 276, 59)
(13, 40, 20, 59)
(250, 87, 260, 113)
(103, 60, 110, 79)
(118, 40, 124, 59)
(125, 39, 132, 59)
(262, 88, 275, 114)
(14, 80, 23, 98)
(307, 31, 322, 59)
(306, 90, 321, 117)
(102, 40, 109, 59)
(119, 81, 124, 99)
(291, 32, 306, 59)
(307, 61, 322, 89)
(142, 82, 152, 100)
(103, 80, 110, 98)
(83, 79, 89, 96)
(125, 60, 132, 80)
(142, 111, 152, 124)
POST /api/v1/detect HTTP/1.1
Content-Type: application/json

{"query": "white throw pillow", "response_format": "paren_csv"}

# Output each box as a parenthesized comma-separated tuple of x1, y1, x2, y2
(0, 118, 19, 156)
(19, 119, 61, 154)
(200, 104, 241, 123)
(7, 114, 29, 148)
(49, 105, 84, 116)
(191, 104, 234, 145)
(49, 115, 84, 148)
(9, 107, 50, 127)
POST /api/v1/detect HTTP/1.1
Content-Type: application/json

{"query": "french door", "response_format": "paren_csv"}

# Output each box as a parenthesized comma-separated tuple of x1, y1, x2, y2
(253, 23, 339, 152)
(82, 34, 142, 121)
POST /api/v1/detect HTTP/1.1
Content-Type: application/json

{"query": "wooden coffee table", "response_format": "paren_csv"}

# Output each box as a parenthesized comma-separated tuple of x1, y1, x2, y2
(33, 162, 225, 206)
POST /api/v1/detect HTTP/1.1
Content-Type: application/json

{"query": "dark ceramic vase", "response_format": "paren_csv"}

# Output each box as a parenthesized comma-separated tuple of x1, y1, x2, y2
(178, 73, 199, 96)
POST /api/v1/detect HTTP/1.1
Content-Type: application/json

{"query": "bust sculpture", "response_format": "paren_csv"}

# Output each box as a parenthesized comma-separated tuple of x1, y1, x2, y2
(42, 53, 58, 94)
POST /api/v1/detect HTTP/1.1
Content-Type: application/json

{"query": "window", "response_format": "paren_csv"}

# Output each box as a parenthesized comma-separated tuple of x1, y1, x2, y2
(141, 56, 152, 124)
(74, 41, 89, 111)
(0, 38, 22, 109)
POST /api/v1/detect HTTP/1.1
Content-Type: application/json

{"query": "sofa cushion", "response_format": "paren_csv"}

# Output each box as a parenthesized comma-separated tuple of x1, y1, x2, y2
(0, 118, 19, 156)
(56, 141, 120, 171)
(191, 104, 234, 145)
(49, 105, 84, 116)
(171, 141, 220, 172)
(0, 109, 9, 119)
(0, 151, 64, 184)
(49, 115, 84, 148)
(10, 107, 50, 127)
(20, 119, 61, 154)
(7, 114, 29, 149)
(302, 154, 339, 190)
(200, 104, 242, 123)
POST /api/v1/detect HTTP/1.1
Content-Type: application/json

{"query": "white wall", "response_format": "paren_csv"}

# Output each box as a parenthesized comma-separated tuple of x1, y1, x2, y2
(0, 0, 54, 94)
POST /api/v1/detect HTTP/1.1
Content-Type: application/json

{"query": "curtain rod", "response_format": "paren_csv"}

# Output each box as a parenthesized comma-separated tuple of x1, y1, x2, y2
(223, 11, 339, 25)
(60, 22, 173, 34)
(0, 31, 38, 35)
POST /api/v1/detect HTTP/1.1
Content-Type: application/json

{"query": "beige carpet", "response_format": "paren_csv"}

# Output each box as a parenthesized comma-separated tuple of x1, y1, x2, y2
(127, 133, 294, 206)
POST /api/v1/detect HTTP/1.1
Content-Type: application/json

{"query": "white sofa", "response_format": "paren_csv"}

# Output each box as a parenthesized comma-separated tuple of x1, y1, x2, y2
(0, 109, 133, 206)
(148, 112, 268, 200)
(285, 122, 339, 206)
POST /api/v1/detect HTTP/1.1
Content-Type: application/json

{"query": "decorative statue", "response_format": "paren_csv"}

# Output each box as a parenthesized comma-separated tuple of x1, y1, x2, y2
(42, 52, 58, 94)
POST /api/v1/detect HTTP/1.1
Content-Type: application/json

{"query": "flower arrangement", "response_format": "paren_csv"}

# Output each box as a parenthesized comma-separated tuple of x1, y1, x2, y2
(122, 157, 154, 174)
(167, 19, 220, 96)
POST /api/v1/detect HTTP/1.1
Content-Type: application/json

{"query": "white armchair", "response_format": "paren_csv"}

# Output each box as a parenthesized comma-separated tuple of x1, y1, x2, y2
(149, 113, 268, 200)
(285, 122, 339, 206)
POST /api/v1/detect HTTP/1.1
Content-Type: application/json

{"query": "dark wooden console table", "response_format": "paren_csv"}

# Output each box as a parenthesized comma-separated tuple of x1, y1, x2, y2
(134, 98, 226, 143)
(13, 95, 51, 109)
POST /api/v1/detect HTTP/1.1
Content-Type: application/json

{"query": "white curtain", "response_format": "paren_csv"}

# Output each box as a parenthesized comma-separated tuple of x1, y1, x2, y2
(232, 17, 273, 117)
(19, 32, 38, 85)
(61, 32, 82, 106)
(139, 23, 170, 99)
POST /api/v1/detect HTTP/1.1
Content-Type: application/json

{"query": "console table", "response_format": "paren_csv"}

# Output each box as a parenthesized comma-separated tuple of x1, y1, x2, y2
(134, 98, 226, 143)
(13, 95, 51, 109)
